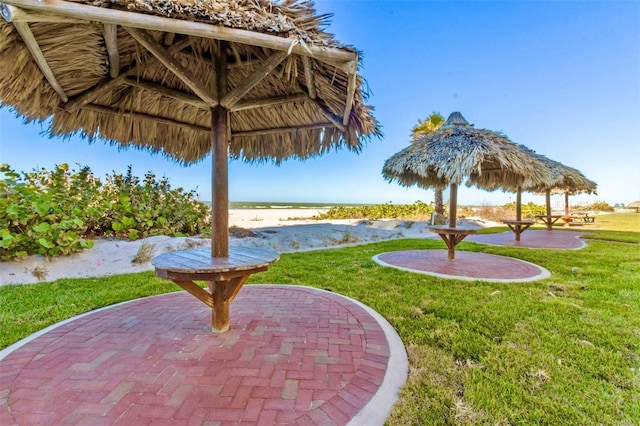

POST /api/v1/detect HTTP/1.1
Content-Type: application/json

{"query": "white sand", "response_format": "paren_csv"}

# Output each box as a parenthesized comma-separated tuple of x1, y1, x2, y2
(0, 208, 497, 285)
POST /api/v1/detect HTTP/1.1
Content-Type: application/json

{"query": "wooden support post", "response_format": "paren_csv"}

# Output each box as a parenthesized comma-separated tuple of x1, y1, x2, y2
(448, 182, 457, 229)
(545, 189, 552, 231)
(565, 192, 570, 217)
(207, 276, 249, 333)
(210, 281, 230, 333)
(211, 40, 229, 258)
(516, 187, 522, 222)
(446, 235, 455, 261)
(211, 106, 229, 258)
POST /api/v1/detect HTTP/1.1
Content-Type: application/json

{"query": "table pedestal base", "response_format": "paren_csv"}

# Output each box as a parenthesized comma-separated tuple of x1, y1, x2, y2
(502, 220, 536, 241)
(432, 228, 477, 260)
(535, 215, 562, 231)
(156, 269, 263, 333)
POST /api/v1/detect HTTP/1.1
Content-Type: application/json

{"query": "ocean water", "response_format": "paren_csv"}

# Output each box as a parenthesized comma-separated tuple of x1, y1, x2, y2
(204, 201, 369, 209)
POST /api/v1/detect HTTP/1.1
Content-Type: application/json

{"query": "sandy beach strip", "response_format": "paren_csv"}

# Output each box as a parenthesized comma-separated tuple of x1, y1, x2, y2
(0, 208, 496, 286)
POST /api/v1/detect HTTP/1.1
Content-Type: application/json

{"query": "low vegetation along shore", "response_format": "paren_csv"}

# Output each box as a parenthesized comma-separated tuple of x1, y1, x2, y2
(1, 165, 639, 424)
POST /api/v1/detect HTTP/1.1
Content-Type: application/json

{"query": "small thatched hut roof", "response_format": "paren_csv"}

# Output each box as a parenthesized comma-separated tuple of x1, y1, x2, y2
(0, 0, 380, 164)
(382, 112, 553, 192)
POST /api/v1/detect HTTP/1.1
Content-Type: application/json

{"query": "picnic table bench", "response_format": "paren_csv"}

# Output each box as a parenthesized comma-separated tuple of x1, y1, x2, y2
(501, 219, 536, 241)
(152, 247, 279, 333)
(561, 214, 596, 224)
(535, 214, 563, 231)
(432, 227, 477, 260)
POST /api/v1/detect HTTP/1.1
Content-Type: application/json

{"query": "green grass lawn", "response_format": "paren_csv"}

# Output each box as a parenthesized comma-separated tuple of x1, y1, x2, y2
(1, 213, 638, 424)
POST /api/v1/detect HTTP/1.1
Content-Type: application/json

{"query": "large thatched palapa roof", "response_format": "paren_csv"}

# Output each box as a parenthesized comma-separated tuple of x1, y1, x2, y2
(382, 112, 552, 192)
(1, 0, 381, 258)
(0, 0, 380, 164)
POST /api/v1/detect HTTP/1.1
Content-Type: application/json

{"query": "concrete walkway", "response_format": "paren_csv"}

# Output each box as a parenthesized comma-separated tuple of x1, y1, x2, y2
(1, 286, 407, 425)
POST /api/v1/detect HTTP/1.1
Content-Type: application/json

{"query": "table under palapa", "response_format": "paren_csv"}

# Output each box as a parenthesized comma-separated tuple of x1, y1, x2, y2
(432, 227, 477, 260)
(152, 247, 279, 332)
(535, 214, 563, 231)
(501, 219, 536, 241)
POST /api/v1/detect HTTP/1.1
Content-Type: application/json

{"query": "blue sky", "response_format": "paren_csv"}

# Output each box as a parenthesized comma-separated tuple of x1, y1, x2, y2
(1, 0, 639, 207)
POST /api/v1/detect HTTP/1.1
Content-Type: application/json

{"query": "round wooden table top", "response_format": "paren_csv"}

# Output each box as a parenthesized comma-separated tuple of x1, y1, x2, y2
(152, 246, 279, 274)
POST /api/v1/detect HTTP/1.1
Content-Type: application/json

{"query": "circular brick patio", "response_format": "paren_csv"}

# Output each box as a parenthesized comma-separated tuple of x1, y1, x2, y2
(0, 285, 407, 425)
(373, 250, 550, 282)
(465, 230, 586, 249)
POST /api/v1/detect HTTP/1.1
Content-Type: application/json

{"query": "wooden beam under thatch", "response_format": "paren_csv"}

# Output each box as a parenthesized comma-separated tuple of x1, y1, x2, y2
(123, 77, 209, 109)
(220, 51, 289, 109)
(302, 56, 316, 99)
(64, 36, 193, 113)
(65, 77, 118, 113)
(232, 123, 333, 138)
(81, 103, 210, 133)
(311, 100, 346, 132)
(342, 72, 356, 125)
(11, 21, 68, 102)
(102, 24, 119, 78)
(1, 0, 358, 72)
(232, 93, 308, 112)
(124, 27, 217, 107)
(174, 49, 264, 71)
(1, 3, 83, 23)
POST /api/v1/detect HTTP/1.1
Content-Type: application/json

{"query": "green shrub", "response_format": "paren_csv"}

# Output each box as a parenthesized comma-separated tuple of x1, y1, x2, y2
(475, 205, 514, 222)
(314, 201, 434, 220)
(581, 201, 615, 212)
(502, 201, 546, 219)
(0, 163, 209, 260)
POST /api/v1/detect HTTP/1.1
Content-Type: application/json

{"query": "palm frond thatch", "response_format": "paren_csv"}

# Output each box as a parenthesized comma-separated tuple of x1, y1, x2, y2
(382, 112, 553, 192)
(0, 0, 381, 164)
(526, 155, 597, 195)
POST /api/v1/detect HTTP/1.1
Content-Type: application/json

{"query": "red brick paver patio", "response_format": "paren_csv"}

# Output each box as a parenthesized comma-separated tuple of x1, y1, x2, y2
(465, 230, 587, 249)
(1, 285, 405, 425)
(373, 250, 551, 282)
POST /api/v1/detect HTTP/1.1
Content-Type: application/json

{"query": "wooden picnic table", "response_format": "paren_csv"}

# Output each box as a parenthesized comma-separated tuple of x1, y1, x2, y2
(535, 214, 563, 231)
(152, 247, 279, 333)
(501, 219, 536, 241)
(573, 214, 595, 223)
(432, 227, 477, 260)
(560, 214, 596, 225)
